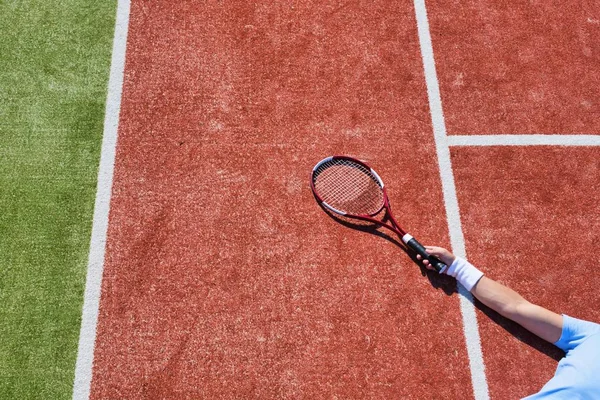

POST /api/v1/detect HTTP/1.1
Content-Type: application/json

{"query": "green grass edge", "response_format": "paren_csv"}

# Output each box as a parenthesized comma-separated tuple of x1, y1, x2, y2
(0, 1, 117, 398)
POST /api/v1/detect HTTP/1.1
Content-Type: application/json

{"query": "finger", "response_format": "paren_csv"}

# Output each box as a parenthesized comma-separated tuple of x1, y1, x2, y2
(423, 260, 434, 271)
(424, 246, 443, 256)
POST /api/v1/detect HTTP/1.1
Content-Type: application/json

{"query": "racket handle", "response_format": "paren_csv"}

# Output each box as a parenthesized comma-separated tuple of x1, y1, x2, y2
(402, 234, 448, 273)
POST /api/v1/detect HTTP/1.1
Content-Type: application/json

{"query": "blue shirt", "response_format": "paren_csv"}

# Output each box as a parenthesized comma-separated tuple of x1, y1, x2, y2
(523, 315, 600, 399)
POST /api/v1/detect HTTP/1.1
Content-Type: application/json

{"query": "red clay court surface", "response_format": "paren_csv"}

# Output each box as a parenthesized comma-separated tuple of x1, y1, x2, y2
(429, 1, 600, 135)
(85, 1, 600, 399)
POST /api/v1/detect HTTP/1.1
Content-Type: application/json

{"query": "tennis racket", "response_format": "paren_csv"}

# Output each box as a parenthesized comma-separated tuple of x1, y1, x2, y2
(310, 155, 447, 273)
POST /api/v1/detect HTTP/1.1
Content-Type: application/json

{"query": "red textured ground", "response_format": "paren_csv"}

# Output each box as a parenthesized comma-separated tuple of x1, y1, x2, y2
(428, 1, 600, 134)
(451, 146, 600, 399)
(426, 2, 600, 396)
(90, 1, 473, 398)
(89, 1, 600, 399)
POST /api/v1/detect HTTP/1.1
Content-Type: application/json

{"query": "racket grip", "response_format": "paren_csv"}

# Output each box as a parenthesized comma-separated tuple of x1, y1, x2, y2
(402, 234, 447, 273)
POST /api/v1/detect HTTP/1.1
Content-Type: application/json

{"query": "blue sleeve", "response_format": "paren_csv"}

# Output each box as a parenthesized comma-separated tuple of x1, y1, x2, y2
(554, 314, 600, 352)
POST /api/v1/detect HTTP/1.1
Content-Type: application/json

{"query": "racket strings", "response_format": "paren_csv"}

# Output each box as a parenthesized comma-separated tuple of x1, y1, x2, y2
(312, 158, 384, 215)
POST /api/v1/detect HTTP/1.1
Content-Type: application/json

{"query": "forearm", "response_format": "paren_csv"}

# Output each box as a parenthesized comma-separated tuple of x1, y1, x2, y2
(420, 248, 564, 344)
(471, 276, 563, 344)
(471, 276, 527, 318)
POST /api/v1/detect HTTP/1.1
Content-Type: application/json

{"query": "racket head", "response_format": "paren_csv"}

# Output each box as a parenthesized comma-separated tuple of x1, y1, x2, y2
(310, 156, 386, 217)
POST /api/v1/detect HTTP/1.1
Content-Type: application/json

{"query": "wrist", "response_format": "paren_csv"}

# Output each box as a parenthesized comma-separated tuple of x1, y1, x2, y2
(446, 257, 484, 292)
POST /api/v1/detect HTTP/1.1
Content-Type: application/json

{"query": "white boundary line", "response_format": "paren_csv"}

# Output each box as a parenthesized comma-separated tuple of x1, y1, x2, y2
(72, 1, 130, 399)
(448, 134, 600, 147)
(413, 1, 490, 399)
(67, 1, 598, 398)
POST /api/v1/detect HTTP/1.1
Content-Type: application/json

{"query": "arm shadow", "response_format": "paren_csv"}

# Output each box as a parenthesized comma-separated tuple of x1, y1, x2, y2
(473, 298, 565, 362)
(317, 203, 456, 295)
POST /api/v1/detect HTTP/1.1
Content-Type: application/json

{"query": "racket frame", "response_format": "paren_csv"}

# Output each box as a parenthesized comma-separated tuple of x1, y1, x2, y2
(311, 155, 406, 235)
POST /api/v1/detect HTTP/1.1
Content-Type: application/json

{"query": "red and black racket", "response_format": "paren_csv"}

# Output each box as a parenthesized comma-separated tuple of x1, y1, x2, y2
(310, 155, 447, 273)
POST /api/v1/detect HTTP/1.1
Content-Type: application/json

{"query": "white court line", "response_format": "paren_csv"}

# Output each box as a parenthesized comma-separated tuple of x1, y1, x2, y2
(448, 134, 600, 147)
(72, 1, 130, 399)
(413, 1, 490, 399)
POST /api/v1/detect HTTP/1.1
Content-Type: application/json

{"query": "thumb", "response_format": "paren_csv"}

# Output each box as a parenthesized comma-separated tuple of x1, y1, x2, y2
(424, 246, 456, 267)
(424, 246, 445, 256)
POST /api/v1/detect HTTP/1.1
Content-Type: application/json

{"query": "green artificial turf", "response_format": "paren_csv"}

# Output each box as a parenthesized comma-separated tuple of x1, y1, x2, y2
(0, 1, 117, 398)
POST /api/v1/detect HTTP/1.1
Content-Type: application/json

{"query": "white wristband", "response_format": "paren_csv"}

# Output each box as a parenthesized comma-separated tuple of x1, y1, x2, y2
(446, 257, 484, 292)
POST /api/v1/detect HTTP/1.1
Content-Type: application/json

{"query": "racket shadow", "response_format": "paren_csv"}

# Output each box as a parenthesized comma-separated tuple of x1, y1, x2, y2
(317, 203, 456, 295)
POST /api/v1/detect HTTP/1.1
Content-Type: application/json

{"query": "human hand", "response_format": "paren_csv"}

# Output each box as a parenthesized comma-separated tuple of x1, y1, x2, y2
(416, 246, 456, 272)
